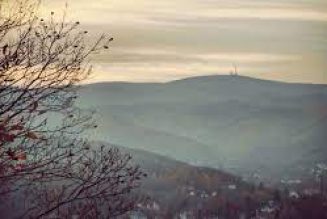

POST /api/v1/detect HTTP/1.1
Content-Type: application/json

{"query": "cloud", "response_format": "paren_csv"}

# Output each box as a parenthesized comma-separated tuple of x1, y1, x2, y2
(195, 53, 301, 63)
(40, 0, 327, 84)
(96, 48, 301, 64)
(41, 0, 327, 25)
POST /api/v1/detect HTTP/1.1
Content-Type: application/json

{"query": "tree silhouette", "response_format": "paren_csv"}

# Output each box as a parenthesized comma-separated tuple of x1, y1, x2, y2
(0, 0, 145, 217)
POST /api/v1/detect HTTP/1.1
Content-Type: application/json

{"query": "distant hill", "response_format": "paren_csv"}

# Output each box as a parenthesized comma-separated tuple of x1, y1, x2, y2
(78, 75, 327, 183)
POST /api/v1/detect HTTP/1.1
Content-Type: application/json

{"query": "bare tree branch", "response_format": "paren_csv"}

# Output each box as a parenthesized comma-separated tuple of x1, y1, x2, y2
(0, 1, 144, 218)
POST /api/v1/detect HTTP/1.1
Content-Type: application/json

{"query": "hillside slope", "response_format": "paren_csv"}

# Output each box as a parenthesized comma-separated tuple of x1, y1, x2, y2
(79, 75, 327, 182)
(108, 143, 273, 217)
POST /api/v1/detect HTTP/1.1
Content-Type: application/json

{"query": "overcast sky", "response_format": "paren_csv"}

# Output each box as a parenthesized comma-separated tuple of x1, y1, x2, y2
(42, 0, 327, 84)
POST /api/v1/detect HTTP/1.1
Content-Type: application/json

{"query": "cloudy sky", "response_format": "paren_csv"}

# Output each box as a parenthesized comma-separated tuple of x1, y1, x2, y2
(42, 0, 327, 84)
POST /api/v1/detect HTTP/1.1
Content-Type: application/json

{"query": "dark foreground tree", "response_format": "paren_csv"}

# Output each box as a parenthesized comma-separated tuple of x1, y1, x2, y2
(0, 0, 145, 218)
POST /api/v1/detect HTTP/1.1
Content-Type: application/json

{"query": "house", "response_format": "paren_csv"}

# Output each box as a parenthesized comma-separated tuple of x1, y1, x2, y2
(289, 191, 300, 199)
(228, 184, 237, 190)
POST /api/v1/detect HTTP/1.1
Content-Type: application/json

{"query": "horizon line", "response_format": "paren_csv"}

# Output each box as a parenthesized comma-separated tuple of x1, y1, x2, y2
(82, 74, 327, 86)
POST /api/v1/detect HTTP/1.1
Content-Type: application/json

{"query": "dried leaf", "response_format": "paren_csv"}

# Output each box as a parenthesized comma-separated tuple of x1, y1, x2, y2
(29, 101, 38, 112)
(1, 133, 15, 142)
(10, 124, 24, 131)
(16, 151, 27, 160)
(26, 131, 38, 140)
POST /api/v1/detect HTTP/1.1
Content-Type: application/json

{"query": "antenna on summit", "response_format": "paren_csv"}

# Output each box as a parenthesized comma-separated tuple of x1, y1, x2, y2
(230, 63, 239, 76)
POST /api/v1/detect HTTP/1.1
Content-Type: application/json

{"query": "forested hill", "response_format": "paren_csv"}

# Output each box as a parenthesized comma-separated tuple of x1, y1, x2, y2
(79, 75, 327, 183)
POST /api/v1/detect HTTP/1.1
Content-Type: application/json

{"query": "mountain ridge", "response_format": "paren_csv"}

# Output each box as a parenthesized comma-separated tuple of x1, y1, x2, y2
(84, 74, 327, 87)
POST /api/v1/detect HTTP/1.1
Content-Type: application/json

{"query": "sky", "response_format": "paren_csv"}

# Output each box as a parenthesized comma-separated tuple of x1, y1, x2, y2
(41, 0, 327, 84)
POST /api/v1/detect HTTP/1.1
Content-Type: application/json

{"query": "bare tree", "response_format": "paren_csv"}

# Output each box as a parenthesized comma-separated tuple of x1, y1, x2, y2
(0, 0, 145, 218)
